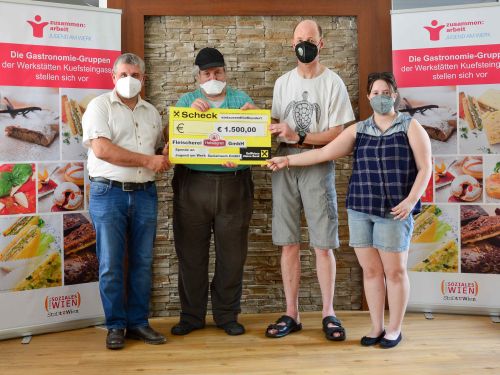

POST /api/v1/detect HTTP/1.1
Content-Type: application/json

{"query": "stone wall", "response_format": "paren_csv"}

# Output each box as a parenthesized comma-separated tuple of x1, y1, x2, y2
(143, 16, 362, 317)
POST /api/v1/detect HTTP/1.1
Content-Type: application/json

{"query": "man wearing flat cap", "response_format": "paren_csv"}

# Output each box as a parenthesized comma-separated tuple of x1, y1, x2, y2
(170, 47, 256, 336)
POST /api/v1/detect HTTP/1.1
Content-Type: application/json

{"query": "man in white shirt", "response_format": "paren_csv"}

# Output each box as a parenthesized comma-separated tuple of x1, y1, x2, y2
(266, 20, 355, 341)
(82, 53, 170, 350)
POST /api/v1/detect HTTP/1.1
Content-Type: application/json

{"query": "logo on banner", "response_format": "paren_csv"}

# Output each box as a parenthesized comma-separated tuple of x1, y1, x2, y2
(440, 280, 479, 302)
(44, 292, 81, 317)
(27, 15, 49, 38)
(423, 18, 489, 42)
(26, 14, 91, 42)
(424, 20, 445, 41)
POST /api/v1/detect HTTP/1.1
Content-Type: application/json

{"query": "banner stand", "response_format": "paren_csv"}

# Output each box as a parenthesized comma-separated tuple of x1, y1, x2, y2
(0, 0, 120, 340)
(392, 3, 500, 316)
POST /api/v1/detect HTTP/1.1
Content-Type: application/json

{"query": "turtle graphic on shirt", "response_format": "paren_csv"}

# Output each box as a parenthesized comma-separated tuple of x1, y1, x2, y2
(284, 91, 321, 133)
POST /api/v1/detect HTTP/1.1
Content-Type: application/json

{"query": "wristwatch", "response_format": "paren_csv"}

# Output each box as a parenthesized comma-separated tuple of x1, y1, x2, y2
(297, 131, 306, 145)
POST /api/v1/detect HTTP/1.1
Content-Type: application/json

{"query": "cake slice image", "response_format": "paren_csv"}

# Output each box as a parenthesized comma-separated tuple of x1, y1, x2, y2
(63, 213, 98, 285)
(5, 124, 59, 147)
(460, 205, 488, 225)
(461, 215, 500, 244)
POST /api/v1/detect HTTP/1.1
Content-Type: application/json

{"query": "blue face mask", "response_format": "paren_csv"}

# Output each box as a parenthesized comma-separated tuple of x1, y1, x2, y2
(369, 95, 394, 115)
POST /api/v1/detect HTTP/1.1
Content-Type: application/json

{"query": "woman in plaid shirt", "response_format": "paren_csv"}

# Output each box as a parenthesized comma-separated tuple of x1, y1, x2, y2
(267, 72, 432, 348)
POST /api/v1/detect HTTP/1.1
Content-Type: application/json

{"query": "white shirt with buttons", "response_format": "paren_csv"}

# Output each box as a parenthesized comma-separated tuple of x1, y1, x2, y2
(82, 90, 163, 183)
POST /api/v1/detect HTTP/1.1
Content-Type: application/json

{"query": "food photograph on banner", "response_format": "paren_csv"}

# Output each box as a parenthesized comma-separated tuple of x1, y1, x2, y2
(60, 88, 108, 160)
(0, 86, 60, 161)
(37, 162, 87, 213)
(460, 204, 500, 274)
(434, 155, 483, 203)
(0, 163, 36, 215)
(409, 204, 459, 273)
(484, 156, 500, 203)
(398, 86, 457, 155)
(459, 84, 500, 154)
(62, 212, 97, 286)
(0, 214, 62, 292)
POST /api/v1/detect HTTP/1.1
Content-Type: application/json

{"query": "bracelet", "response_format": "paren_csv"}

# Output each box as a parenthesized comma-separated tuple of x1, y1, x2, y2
(285, 155, 290, 170)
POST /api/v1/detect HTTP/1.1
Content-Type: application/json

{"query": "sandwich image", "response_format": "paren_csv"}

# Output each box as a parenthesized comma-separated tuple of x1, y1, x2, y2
(0, 217, 54, 262)
(461, 92, 482, 130)
(412, 240, 458, 272)
(0, 225, 41, 261)
(2, 215, 42, 236)
(478, 89, 500, 112)
(14, 252, 62, 291)
(482, 110, 500, 145)
(411, 205, 451, 243)
(61, 95, 83, 136)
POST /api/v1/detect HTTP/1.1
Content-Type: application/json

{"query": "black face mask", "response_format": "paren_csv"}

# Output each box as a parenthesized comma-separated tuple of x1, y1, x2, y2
(294, 41, 318, 63)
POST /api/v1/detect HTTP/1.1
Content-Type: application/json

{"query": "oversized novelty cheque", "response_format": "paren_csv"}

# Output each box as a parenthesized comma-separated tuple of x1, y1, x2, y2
(169, 107, 271, 165)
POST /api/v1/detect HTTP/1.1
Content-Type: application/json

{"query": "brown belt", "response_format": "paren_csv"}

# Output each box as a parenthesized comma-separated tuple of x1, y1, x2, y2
(279, 142, 322, 150)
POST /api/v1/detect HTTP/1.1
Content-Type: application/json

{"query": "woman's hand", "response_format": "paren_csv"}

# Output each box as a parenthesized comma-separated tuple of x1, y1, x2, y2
(391, 198, 416, 220)
(266, 156, 289, 171)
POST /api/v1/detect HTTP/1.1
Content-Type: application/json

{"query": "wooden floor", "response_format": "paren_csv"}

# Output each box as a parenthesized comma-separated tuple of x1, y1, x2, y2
(0, 311, 499, 375)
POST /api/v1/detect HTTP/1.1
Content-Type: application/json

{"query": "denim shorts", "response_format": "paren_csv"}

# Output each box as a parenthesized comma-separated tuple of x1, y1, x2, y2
(347, 209, 414, 252)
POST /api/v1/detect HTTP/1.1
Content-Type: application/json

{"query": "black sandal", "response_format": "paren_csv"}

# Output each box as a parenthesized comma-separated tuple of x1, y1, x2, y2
(322, 316, 346, 341)
(265, 315, 302, 338)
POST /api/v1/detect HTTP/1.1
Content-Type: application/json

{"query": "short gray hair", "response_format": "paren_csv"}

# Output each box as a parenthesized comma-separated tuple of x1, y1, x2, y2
(113, 53, 145, 74)
(192, 65, 226, 79)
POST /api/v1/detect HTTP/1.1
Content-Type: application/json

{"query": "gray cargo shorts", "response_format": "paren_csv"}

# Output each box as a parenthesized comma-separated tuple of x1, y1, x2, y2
(271, 147, 339, 249)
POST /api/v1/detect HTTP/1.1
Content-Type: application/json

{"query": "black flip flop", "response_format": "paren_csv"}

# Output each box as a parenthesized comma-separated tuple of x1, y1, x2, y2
(265, 315, 302, 338)
(322, 316, 346, 341)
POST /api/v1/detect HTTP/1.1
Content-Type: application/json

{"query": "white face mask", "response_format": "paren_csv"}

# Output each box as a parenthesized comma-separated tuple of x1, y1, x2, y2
(200, 79, 226, 96)
(115, 76, 142, 99)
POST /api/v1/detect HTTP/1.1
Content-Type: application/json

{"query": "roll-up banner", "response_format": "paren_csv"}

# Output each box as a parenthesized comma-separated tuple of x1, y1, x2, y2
(392, 3, 500, 315)
(0, 0, 121, 340)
